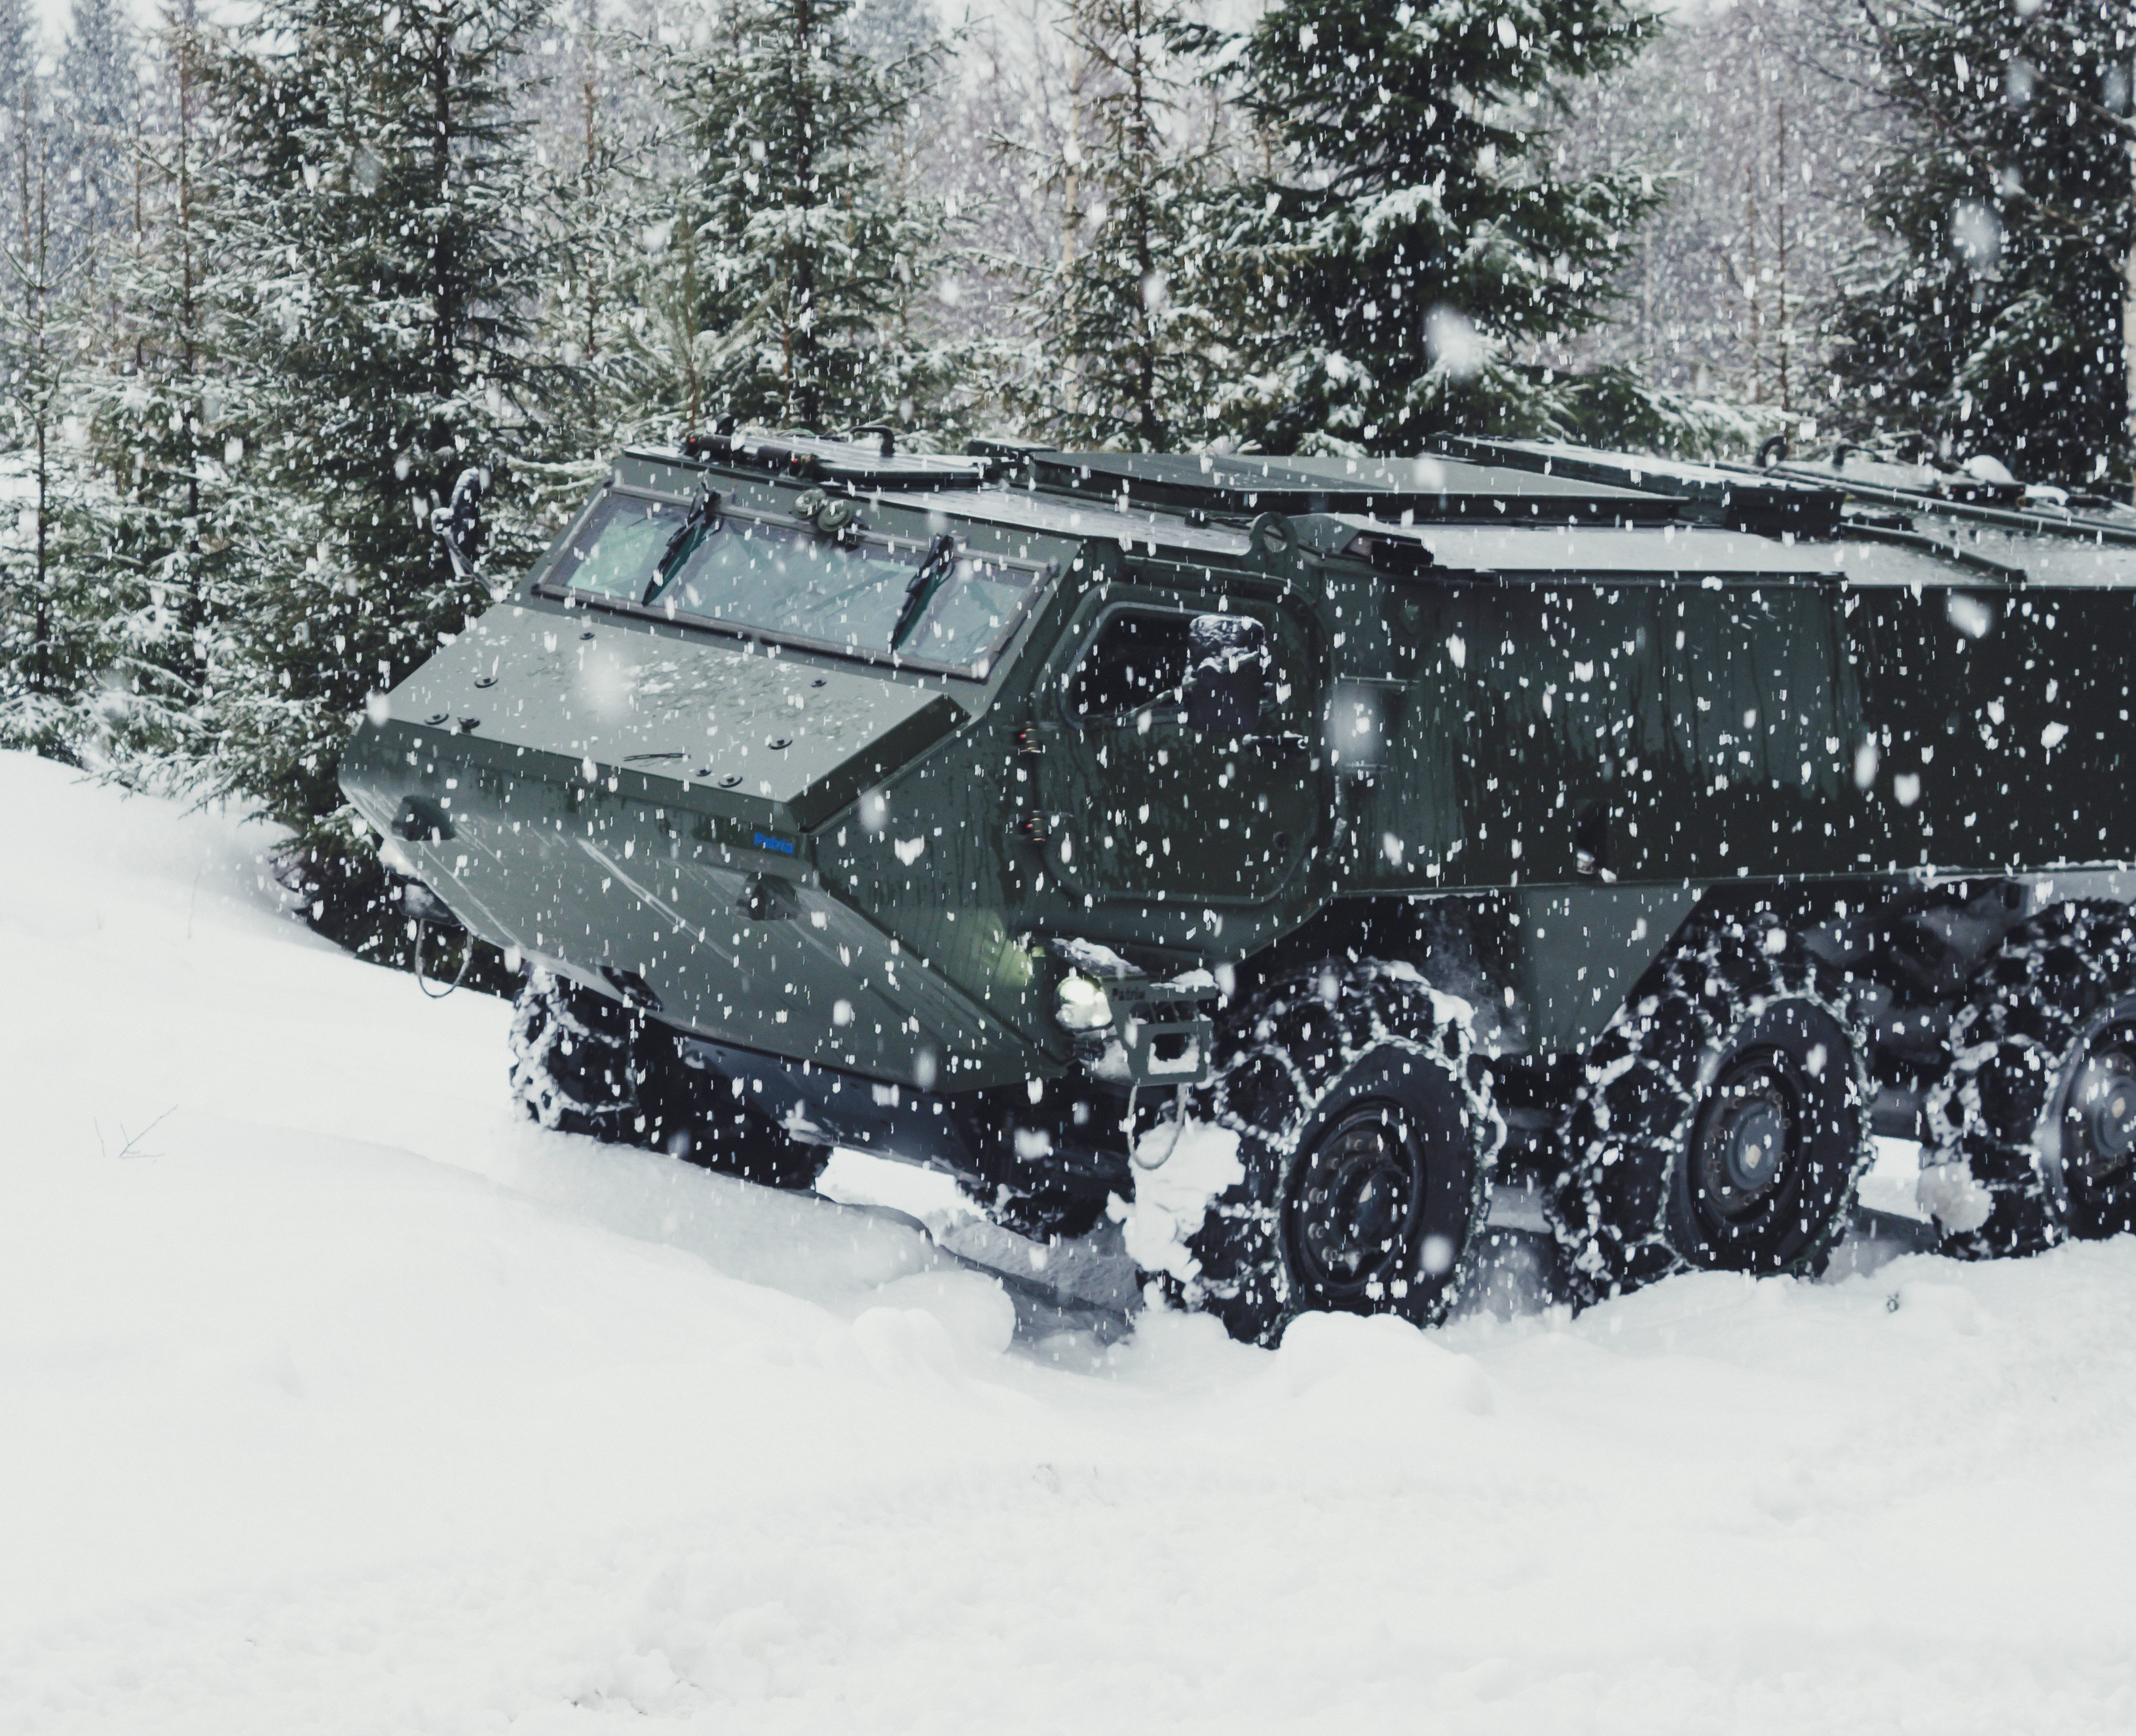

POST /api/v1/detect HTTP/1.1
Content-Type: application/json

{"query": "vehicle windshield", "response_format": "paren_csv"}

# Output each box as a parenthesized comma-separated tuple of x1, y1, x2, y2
(544, 490, 1036, 673)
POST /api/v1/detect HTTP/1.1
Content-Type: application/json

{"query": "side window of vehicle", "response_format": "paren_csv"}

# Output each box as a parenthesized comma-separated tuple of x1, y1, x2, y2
(1066, 611, 1192, 722)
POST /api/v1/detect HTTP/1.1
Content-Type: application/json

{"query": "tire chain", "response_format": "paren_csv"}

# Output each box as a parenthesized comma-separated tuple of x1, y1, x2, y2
(1178, 960, 1500, 1344)
(1552, 912, 1873, 1301)
(1924, 899, 2136, 1255)
(507, 966, 648, 1139)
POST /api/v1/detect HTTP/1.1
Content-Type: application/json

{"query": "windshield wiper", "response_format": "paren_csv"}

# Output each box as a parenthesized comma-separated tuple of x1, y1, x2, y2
(889, 533, 958, 651)
(643, 488, 721, 604)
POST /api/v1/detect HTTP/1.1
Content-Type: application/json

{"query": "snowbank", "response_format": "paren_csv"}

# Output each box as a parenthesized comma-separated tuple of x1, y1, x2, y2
(3, 750, 2135, 1733)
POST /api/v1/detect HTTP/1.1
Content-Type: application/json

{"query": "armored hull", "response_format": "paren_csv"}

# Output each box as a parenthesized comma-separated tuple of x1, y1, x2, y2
(342, 430, 2136, 1336)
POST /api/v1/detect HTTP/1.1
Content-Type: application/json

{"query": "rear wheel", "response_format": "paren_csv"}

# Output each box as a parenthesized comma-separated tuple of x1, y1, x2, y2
(1923, 901, 2136, 1254)
(1554, 912, 1873, 1301)
(1169, 961, 1499, 1345)
(508, 968, 825, 1191)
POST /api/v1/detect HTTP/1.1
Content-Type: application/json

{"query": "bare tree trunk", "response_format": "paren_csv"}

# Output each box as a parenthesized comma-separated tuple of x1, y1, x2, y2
(580, 0, 600, 363)
(679, 200, 702, 435)
(2126, 135, 2135, 481)
(429, 22, 458, 458)
(1744, 159, 1761, 405)
(789, 0, 819, 432)
(1776, 102, 1791, 415)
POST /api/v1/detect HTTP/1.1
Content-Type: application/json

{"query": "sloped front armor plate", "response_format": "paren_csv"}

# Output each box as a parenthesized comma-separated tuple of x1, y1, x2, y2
(385, 604, 962, 829)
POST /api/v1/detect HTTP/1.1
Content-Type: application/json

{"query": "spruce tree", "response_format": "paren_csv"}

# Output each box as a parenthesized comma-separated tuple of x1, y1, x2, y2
(77, 0, 246, 784)
(1829, 0, 2135, 487)
(0, 50, 101, 754)
(210, 0, 553, 933)
(58, 0, 136, 245)
(1012, 0, 1224, 451)
(846, 0, 936, 66)
(1219, 0, 1660, 454)
(527, 0, 646, 464)
(632, 0, 963, 437)
(0, 0, 28, 116)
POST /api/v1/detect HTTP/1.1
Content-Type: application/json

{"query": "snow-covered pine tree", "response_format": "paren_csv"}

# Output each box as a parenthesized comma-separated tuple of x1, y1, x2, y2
(72, 0, 248, 785)
(1217, 0, 1661, 455)
(524, 0, 649, 473)
(210, 0, 555, 945)
(838, 0, 981, 435)
(0, 41, 102, 754)
(1829, 0, 2135, 487)
(632, 0, 963, 437)
(1009, 0, 1224, 451)
(846, 0, 936, 66)
(0, 0, 27, 117)
(1548, 0, 1883, 427)
(931, 0, 1093, 371)
(57, 0, 136, 248)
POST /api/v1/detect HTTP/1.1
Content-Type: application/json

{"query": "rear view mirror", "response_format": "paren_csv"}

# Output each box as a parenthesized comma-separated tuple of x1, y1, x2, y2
(1186, 614, 1267, 737)
(431, 466, 487, 582)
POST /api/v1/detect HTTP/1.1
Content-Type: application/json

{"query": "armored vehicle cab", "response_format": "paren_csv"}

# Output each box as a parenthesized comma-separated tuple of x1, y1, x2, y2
(343, 428, 2136, 1340)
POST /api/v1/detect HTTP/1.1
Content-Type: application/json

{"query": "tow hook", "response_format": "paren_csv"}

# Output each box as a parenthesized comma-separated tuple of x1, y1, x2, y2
(401, 879, 473, 1000)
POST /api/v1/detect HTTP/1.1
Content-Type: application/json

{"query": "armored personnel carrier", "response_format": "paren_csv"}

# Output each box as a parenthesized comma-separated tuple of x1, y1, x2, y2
(342, 426, 2136, 1340)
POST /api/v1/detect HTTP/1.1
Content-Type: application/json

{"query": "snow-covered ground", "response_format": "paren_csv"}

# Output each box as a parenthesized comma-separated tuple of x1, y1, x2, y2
(3, 748, 2135, 1733)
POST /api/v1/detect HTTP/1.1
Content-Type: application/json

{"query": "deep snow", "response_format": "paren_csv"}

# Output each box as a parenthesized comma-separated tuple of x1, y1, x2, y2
(3, 749, 2134, 1733)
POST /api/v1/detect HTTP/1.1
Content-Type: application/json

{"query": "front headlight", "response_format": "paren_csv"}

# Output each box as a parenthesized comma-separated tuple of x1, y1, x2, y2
(1055, 972, 1114, 1032)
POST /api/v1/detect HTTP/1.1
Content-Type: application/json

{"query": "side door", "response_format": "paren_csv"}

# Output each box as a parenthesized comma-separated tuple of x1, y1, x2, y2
(1036, 593, 1321, 906)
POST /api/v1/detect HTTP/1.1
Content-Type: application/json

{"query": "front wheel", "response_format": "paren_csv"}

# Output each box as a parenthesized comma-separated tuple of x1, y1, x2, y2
(508, 968, 825, 1191)
(508, 967, 649, 1141)
(1167, 962, 1499, 1346)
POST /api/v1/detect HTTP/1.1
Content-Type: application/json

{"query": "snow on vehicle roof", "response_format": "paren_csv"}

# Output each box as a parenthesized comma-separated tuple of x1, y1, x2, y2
(1027, 448, 1681, 523)
(895, 486, 1255, 557)
(1780, 456, 2136, 542)
(1320, 517, 2108, 591)
(1328, 513, 2136, 590)
(1438, 435, 1819, 495)
(631, 435, 994, 489)
(1890, 523, 2136, 588)
(1324, 519, 1846, 580)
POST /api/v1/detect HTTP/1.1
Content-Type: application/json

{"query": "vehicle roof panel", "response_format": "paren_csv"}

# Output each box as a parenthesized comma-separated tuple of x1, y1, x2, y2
(1332, 516, 2136, 591)
(1437, 436, 1806, 495)
(897, 485, 1254, 556)
(1028, 449, 1681, 522)
(1330, 520, 1849, 578)
(629, 436, 993, 489)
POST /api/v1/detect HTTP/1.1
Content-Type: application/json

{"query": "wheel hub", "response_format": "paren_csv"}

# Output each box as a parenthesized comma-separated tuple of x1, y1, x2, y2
(1287, 1114, 1419, 1297)
(2068, 1045, 2136, 1183)
(1720, 1099, 1786, 1192)
(1691, 1057, 1800, 1227)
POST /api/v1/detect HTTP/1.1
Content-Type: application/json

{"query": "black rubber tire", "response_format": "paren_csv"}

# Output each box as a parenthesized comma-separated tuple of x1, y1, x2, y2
(508, 967, 648, 1140)
(1174, 961, 1499, 1346)
(1922, 900, 2136, 1255)
(1552, 911, 1873, 1302)
(508, 968, 825, 1191)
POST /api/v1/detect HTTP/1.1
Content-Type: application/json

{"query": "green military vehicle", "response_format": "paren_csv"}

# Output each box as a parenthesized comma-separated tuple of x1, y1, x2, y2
(342, 426, 2136, 1341)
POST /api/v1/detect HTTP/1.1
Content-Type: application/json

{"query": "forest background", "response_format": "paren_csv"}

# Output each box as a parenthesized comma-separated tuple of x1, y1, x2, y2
(1, 0, 2131, 951)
